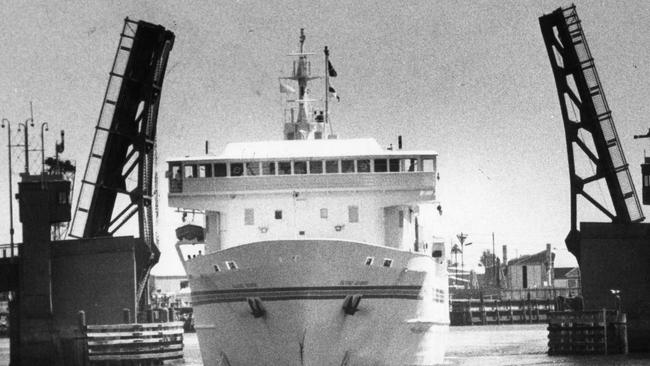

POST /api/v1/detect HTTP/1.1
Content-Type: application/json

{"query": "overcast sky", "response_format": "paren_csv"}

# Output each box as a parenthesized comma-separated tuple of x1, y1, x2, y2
(2, 1, 650, 275)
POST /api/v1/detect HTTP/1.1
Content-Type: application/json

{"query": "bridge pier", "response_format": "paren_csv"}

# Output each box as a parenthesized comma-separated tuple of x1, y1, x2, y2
(579, 222, 650, 352)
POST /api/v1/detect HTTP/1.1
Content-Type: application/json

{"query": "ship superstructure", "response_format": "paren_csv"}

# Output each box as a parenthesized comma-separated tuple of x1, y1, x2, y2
(168, 30, 448, 366)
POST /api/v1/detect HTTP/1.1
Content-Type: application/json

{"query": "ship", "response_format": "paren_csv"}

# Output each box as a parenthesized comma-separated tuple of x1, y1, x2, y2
(168, 29, 449, 366)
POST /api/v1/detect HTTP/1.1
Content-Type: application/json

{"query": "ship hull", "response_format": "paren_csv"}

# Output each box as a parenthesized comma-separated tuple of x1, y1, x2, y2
(184, 240, 449, 366)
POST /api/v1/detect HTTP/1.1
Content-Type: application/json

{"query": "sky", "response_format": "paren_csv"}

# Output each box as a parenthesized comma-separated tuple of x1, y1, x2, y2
(1, 0, 650, 275)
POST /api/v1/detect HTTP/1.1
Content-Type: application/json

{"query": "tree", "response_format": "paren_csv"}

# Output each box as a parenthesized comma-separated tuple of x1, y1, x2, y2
(479, 249, 496, 268)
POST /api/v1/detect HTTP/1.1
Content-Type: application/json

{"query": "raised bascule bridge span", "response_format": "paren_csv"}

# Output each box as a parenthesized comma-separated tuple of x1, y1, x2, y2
(540, 5, 650, 352)
(1, 18, 176, 365)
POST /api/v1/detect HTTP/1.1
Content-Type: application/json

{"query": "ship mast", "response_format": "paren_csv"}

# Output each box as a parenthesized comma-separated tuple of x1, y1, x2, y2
(282, 29, 325, 140)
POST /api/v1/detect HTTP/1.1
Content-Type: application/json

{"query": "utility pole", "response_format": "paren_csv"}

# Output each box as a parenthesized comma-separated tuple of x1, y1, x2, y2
(457, 233, 471, 288)
(492, 232, 498, 287)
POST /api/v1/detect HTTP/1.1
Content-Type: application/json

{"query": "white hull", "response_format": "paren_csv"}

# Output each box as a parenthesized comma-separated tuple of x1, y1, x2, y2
(184, 240, 449, 366)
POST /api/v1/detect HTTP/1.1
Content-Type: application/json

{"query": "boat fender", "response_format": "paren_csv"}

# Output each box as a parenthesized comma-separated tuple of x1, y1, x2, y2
(342, 294, 362, 315)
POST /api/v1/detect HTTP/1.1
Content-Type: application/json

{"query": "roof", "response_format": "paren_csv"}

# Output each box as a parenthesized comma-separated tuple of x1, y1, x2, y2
(168, 138, 437, 161)
(553, 267, 574, 279)
(565, 267, 581, 278)
(507, 250, 555, 266)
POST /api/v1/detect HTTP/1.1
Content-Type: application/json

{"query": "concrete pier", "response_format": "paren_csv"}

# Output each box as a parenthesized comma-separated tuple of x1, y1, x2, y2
(579, 222, 650, 352)
(8, 174, 145, 365)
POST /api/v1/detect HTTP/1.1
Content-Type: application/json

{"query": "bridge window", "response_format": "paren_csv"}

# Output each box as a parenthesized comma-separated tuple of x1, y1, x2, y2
(199, 164, 212, 178)
(365, 257, 374, 266)
(401, 159, 416, 172)
(226, 261, 238, 270)
(170, 164, 181, 179)
(398, 210, 404, 228)
(309, 161, 323, 174)
(374, 159, 387, 172)
(341, 160, 355, 173)
(184, 164, 197, 178)
(389, 159, 400, 172)
(214, 163, 227, 177)
(246, 162, 259, 176)
(294, 161, 307, 174)
(262, 161, 276, 175)
(325, 160, 339, 174)
(357, 159, 370, 173)
(348, 205, 359, 223)
(244, 208, 254, 225)
(275, 210, 283, 220)
(278, 161, 291, 175)
(423, 159, 435, 172)
(231, 163, 244, 177)
(382, 258, 393, 268)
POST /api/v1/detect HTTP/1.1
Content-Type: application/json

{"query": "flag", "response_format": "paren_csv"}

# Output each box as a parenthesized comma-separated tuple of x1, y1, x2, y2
(279, 81, 295, 94)
(328, 60, 337, 77)
(329, 86, 340, 101)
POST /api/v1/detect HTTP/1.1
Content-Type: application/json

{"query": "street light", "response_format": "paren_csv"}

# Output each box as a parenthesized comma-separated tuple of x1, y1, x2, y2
(40, 122, 49, 174)
(17, 117, 34, 174)
(1, 119, 15, 257)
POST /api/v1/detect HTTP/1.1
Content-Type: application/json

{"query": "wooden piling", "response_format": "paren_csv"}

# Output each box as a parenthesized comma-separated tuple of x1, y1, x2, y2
(508, 299, 514, 324)
(78, 310, 86, 329)
(616, 313, 628, 354)
(479, 295, 486, 325)
(495, 300, 501, 325)
(122, 308, 131, 324)
(468, 300, 474, 326)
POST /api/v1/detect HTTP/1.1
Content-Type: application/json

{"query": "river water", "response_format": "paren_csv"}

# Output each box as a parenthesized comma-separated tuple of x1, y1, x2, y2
(2, 324, 650, 365)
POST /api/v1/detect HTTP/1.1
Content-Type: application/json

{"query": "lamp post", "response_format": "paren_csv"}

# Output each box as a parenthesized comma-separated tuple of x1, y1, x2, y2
(40, 122, 49, 174)
(17, 117, 34, 174)
(1, 119, 16, 257)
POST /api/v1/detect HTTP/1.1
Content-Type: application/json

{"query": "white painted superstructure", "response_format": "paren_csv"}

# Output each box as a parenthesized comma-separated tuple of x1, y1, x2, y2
(169, 30, 449, 366)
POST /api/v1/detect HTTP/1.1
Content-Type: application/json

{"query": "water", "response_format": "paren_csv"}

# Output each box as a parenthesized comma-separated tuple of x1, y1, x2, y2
(1, 324, 650, 365)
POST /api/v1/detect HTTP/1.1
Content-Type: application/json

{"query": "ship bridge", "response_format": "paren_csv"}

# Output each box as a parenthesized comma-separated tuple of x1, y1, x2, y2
(167, 138, 436, 205)
(167, 138, 438, 253)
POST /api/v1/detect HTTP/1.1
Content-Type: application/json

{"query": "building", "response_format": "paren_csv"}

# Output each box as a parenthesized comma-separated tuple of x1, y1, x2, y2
(147, 275, 190, 307)
(505, 244, 554, 289)
(553, 267, 581, 290)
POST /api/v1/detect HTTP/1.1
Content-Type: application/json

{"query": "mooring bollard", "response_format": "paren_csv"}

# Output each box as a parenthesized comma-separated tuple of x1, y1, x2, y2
(123, 308, 131, 323)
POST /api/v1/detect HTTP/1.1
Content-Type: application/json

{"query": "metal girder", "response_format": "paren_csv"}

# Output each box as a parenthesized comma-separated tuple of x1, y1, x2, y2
(71, 18, 174, 303)
(539, 6, 644, 259)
